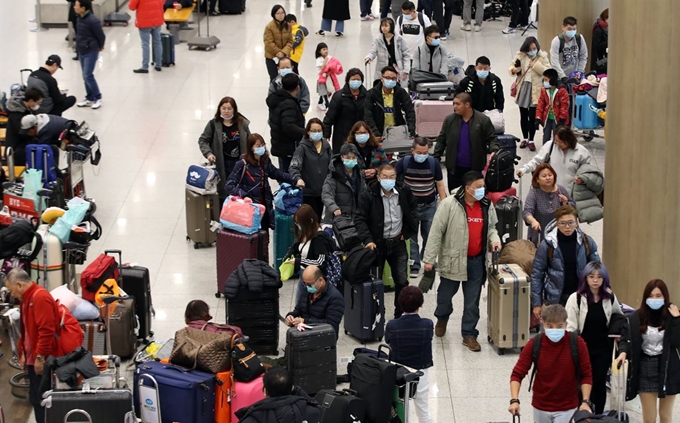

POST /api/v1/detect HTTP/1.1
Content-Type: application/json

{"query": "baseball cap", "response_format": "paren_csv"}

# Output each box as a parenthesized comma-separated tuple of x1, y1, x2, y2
(46, 54, 63, 69)
(20, 115, 38, 134)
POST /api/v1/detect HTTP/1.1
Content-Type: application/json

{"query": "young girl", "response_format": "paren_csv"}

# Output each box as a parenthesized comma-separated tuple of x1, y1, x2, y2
(315, 42, 343, 112)
(535, 68, 570, 144)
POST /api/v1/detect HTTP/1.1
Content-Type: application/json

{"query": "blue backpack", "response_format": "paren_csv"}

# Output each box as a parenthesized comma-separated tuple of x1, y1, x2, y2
(25, 144, 58, 187)
(274, 183, 303, 215)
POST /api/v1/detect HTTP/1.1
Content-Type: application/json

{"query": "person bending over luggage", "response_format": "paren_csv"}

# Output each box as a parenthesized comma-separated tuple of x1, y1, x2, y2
(364, 66, 416, 139)
(531, 205, 600, 318)
(549, 16, 588, 80)
(522, 163, 573, 245)
(564, 262, 626, 415)
(225, 133, 304, 230)
(27, 55, 77, 116)
(20, 113, 71, 148)
(433, 92, 499, 190)
(5, 87, 44, 166)
(385, 286, 434, 423)
(285, 265, 345, 337)
(355, 163, 418, 319)
(236, 366, 321, 423)
(454, 56, 505, 113)
(508, 304, 594, 423)
(289, 118, 332, 219)
(322, 143, 367, 221)
(268, 57, 311, 115)
(618, 279, 680, 423)
(266, 72, 307, 173)
(412, 25, 449, 76)
(344, 121, 387, 185)
(422, 171, 501, 351)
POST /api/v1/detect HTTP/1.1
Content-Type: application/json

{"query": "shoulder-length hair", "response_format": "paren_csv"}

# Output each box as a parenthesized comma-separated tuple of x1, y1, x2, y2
(305, 117, 324, 138)
(380, 18, 395, 35)
(294, 204, 320, 242)
(554, 126, 578, 149)
(244, 133, 269, 166)
(577, 262, 613, 305)
(345, 121, 379, 148)
(638, 279, 671, 333)
(531, 163, 557, 189)
(214, 97, 245, 132)
(519, 36, 540, 53)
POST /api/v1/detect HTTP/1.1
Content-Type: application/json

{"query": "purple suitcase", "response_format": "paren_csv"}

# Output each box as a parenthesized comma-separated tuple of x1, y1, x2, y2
(215, 229, 269, 297)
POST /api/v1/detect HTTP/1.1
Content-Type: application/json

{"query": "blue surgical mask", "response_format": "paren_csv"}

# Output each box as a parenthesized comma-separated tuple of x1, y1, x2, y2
(402, 13, 413, 21)
(253, 146, 266, 156)
(343, 159, 358, 169)
(383, 79, 397, 89)
(380, 179, 396, 191)
(309, 132, 323, 142)
(545, 328, 566, 343)
(543, 82, 552, 89)
(279, 68, 293, 77)
(646, 298, 665, 310)
(306, 283, 318, 294)
(413, 154, 428, 163)
(349, 80, 362, 90)
(565, 29, 577, 39)
(473, 187, 485, 201)
(355, 133, 370, 144)
(476, 70, 489, 79)
(527, 50, 537, 57)
(430, 38, 440, 47)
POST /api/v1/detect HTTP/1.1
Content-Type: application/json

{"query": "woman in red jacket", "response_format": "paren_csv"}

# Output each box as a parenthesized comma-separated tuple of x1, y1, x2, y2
(129, 0, 165, 73)
(535, 68, 570, 145)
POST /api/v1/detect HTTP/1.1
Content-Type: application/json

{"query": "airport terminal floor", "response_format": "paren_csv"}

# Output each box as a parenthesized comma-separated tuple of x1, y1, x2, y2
(1, 0, 678, 421)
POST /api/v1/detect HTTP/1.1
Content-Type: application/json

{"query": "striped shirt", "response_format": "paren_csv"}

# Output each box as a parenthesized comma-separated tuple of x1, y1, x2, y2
(396, 156, 443, 205)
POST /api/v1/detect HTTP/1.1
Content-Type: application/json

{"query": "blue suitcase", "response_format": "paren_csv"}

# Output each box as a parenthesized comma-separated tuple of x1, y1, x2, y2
(343, 277, 385, 342)
(574, 94, 599, 130)
(274, 210, 295, 276)
(134, 361, 216, 423)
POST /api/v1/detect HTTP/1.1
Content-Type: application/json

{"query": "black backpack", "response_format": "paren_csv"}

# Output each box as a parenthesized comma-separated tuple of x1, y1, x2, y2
(528, 332, 581, 391)
(332, 215, 361, 252)
(0, 220, 43, 262)
(558, 33, 583, 55)
(484, 149, 516, 192)
(341, 246, 377, 284)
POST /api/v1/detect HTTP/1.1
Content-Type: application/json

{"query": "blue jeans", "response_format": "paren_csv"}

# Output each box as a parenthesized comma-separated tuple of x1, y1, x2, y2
(321, 19, 345, 33)
(360, 0, 374, 16)
(434, 255, 485, 338)
(410, 201, 437, 271)
(79, 51, 101, 101)
(139, 26, 162, 69)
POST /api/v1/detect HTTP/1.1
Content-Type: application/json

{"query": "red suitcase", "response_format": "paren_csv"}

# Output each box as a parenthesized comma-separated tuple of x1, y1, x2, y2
(215, 229, 269, 297)
(486, 187, 517, 205)
(415, 100, 453, 138)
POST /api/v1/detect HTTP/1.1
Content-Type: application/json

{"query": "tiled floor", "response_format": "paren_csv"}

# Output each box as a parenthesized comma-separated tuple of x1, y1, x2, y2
(2, 0, 676, 422)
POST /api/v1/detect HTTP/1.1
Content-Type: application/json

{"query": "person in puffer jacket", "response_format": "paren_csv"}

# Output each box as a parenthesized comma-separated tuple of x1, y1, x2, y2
(285, 265, 344, 337)
(223, 259, 283, 299)
(531, 205, 600, 319)
(322, 143, 366, 220)
(569, 163, 604, 224)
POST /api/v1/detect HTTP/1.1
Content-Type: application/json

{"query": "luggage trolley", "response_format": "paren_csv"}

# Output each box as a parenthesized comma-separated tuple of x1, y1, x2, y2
(566, 80, 605, 142)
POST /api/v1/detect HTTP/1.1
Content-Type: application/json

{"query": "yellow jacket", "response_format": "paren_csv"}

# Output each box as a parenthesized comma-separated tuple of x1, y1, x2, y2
(289, 23, 308, 64)
(263, 20, 293, 59)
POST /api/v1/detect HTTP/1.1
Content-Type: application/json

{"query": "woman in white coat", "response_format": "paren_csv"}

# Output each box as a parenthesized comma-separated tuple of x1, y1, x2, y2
(364, 18, 412, 87)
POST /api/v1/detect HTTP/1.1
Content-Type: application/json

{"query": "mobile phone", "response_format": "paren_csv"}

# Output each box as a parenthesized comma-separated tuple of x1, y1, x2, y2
(515, 59, 521, 67)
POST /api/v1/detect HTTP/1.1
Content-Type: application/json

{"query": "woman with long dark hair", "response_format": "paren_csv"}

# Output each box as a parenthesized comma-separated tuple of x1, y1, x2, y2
(344, 121, 387, 184)
(263, 5, 293, 81)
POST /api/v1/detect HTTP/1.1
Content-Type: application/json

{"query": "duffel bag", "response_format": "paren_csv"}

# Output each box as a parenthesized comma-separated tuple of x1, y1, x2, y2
(220, 196, 265, 235)
(186, 164, 219, 195)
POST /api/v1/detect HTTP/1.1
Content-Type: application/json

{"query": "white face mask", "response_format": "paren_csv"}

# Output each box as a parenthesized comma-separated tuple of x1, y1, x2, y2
(30, 104, 40, 111)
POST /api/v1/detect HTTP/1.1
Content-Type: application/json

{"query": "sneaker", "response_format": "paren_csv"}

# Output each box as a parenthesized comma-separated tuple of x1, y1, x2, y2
(133, 68, 149, 74)
(441, 30, 449, 40)
(335, 32, 343, 37)
(502, 26, 516, 34)
(519, 140, 528, 149)
(409, 269, 419, 279)
(528, 142, 536, 152)
(316, 30, 325, 36)
(474, 25, 482, 32)
(463, 337, 481, 352)
(91, 99, 103, 109)
(361, 15, 371, 21)
(77, 100, 92, 107)
(517, 24, 528, 30)
(154, 66, 162, 72)
(435, 319, 447, 337)
(316, 103, 327, 111)
(460, 24, 472, 31)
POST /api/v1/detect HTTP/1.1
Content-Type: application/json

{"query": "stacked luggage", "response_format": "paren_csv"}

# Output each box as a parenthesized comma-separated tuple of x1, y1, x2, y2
(343, 269, 386, 343)
(409, 70, 456, 100)
(185, 163, 220, 249)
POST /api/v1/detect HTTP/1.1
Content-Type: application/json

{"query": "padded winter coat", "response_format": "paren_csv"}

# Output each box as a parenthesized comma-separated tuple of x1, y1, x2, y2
(322, 155, 366, 219)
(289, 138, 332, 197)
(354, 181, 418, 246)
(535, 86, 570, 125)
(323, 84, 368, 153)
(223, 259, 282, 299)
(413, 44, 449, 76)
(266, 89, 306, 158)
(263, 20, 293, 59)
(75, 11, 106, 55)
(129, 0, 164, 29)
(269, 75, 311, 114)
(287, 283, 345, 337)
(236, 389, 321, 423)
(365, 34, 412, 82)
(569, 163, 604, 224)
(317, 57, 344, 92)
(508, 50, 550, 106)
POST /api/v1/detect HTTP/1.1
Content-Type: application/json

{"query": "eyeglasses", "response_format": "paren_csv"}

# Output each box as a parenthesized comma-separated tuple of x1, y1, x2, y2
(430, 36, 440, 39)
(557, 220, 577, 227)
(382, 76, 398, 81)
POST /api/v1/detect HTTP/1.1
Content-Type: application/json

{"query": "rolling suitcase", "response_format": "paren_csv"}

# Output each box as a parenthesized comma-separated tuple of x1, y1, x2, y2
(349, 345, 398, 423)
(30, 224, 64, 291)
(43, 389, 135, 423)
(134, 361, 216, 423)
(487, 252, 530, 355)
(120, 264, 154, 341)
(343, 277, 385, 343)
(153, 33, 175, 67)
(286, 324, 337, 395)
(215, 370, 233, 423)
(496, 134, 520, 161)
(495, 191, 522, 246)
(274, 210, 295, 276)
(416, 82, 456, 100)
(231, 374, 266, 423)
(316, 389, 366, 423)
(219, 0, 244, 14)
(108, 298, 137, 359)
(80, 320, 107, 355)
(215, 229, 269, 297)
(226, 287, 279, 355)
(574, 94, 599, 130)
(185, 189, 219, 249)
(415, 100, 452, 138)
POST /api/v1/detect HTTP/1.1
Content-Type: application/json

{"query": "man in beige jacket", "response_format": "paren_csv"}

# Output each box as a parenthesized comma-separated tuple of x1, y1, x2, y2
(423, 171, 501, 352)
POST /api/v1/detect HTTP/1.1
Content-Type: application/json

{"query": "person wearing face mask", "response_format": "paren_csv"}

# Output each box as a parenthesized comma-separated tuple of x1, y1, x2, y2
(412, 25, 449, 76)
(364, 66, 416, 139)
(289, 118, 333, 219)
(591, 9, 609, 75)
(365, 18, 412, 88)
(422, 171, 501, 350)
(266, 73, 307, 173)
(396, 137, 446, 279)
(322, 143, 366, 221)
(5, 87, 44, 166)
(344, 121, 387, 184)
(455, 56, 505, 113)
(323, 68, 368, 154)
(535, 68, 570, 144)
(508, 304, 594, 422)
(198, 96, 252, 203)
(522, 163, 573, 245)
(550, 16, 588, 80)
(285, 265, 345, 337)
(355, 163, 418, 318)
(263, 5, 293, 81)
(396, 2, 431, 57)
(268, 57, 311, 115)
(619, 279, 680, 423)
(509, 36, 550, 152)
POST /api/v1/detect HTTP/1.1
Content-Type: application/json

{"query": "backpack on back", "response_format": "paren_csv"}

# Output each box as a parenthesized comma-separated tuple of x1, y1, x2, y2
(558, 33, 583, 55)
(341, 246, 378, 284)
(484, 149, 515, 192)
(528, 332, 581, 391)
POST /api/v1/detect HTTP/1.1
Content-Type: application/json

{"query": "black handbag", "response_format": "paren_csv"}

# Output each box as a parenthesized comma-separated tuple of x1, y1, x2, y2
(230, 334, 266, 382)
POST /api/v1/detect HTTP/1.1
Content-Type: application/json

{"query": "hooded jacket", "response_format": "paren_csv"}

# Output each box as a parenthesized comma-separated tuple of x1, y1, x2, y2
(75, 11, 106, 55)
(129, 0, 164, 29)
(5, 93, 34, 165)
(365, 34, 412, 82)
(266, 89, 306, 158)
(413, 44, 449, 75)
(569, 163, 604, 224)
(519, 141, 593, 188)
(223, 259, 282, 299)
(508, 50, 550, 106)
(530, 222, 600, 307)
(269, 75, 311, 114)
(322, 154, 366, 219)
(364, 82, 416, 137)
(323, 84, 367, 154)
(236, 391, 321, 423)
(263, 20, 293, 60)
(354, 181, 418, 246)
(454, 72, 505, 112)
(287, 282, 345, 337)
(289, 138, 332, 197)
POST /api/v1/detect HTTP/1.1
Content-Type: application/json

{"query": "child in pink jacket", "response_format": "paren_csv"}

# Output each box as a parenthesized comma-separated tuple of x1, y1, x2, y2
(315, 42, 343, 112)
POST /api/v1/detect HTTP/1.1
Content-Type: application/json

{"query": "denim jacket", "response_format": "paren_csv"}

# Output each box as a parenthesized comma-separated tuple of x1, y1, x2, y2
(385, 314, 434, 369)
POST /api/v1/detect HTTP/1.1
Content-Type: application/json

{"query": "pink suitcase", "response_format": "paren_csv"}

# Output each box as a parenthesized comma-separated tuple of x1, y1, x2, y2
(415, 100, 453, 138)
(230, 374, 266, 422)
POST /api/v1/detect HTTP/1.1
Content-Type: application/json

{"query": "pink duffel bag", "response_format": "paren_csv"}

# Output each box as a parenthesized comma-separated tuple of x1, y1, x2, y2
(220, 196, 266, 234)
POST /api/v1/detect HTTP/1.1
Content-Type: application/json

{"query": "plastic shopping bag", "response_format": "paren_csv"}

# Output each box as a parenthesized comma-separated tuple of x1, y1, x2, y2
(22, 169, 44, 211)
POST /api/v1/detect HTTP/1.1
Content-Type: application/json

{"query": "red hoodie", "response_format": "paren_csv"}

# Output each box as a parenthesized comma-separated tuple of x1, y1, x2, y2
(19, 284, 60, 364)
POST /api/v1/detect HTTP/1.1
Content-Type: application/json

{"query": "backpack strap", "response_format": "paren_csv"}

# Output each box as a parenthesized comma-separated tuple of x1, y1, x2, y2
(558, 33, 582, 55)
(397, 15, 403, 35)
(417, 12, 425, 28)
(528, 333, 542, 391)
(570, 331, 581, 386)
(558, 33, 565, 54)
(582, 233, 591, 258)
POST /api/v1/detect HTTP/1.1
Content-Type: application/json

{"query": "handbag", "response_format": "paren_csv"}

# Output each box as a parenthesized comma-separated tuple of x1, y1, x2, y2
(170, 327, 232, 373)
(230, 334, 265, 382)
(383, 125, 410, 144)
(278, 256, 295, 281)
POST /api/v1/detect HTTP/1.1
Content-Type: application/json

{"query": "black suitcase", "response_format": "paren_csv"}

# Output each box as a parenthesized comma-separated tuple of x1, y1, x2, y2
(120, 265, 154, 341)
(43, 389, 135, 423)
(495, 195, 522, 246)
(349, 345, 397, 423)
(153, 33, 175, 67)
(219, 0, 244, 14)
(343, 278, 385, 343)
(226, 287, 279, 355)
(315, 389, 367, 423)
(485, 148, 516, 192)
(286, 324, 337, 395)
(496, 134, 520, 161)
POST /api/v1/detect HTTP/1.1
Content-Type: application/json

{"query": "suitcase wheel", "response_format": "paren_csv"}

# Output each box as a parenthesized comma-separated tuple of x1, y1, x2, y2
(215, 292, 221, 298)
(497, 348, 505, 355)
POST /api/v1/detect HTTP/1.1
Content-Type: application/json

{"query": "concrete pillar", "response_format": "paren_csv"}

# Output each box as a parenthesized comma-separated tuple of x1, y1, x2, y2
(602, 0, 680, 306)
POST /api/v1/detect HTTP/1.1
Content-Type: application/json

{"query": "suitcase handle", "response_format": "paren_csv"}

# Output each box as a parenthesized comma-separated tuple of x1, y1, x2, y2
(378, 344, 392, 361)
(64, 409, 93, 423)
(491, 250, 500, 275)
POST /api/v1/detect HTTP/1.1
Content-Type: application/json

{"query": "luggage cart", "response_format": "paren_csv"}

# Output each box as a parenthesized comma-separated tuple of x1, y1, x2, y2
(566, 81, 604, 142)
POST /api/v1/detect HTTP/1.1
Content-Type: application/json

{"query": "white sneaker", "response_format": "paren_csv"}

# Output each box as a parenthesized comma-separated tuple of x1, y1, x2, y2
(502, 26, 516, 34)
(474, 25, 482, 32)
(91, 99, 103, 109)
(368, 13, 376, 19)
(77, 99, 92, 107)
(361, 15, 371, 21)
(460, 24, 472, 31)
(317, 104, 327, 111)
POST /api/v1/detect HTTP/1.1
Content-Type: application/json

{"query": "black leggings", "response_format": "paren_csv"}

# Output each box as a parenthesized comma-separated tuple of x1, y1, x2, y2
(318, 95, 329, 107)
(589, 343, 613, 414)
(519, 106, 537, 141)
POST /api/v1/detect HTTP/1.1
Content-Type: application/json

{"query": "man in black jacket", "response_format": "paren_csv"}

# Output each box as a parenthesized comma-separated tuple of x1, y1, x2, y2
(286, 265, 345, 337)
(74, 0, 106, 109)
(27, 55, 76, 116)
(266, 73, 306, 172)
(236, 367, 321, 423)
(364, 66, 416, 139)
(355, 163, 418, 318)
(454, 56, 505, 113)
(4, 88, 44, 166)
